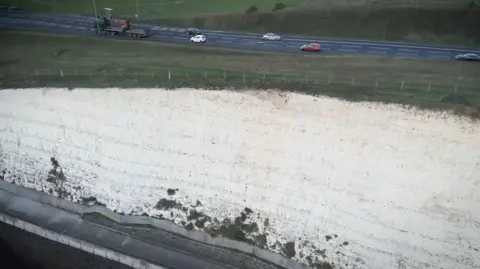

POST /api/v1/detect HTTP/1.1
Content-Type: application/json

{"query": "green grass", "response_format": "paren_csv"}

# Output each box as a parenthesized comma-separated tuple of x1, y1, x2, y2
(0, 0, 306, 18)
(156, 5, 480, 46)
(1, 31, 479, 116)
(2, 0, 479, 45)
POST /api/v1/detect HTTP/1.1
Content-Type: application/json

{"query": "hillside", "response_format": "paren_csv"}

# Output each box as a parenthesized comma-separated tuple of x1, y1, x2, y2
(155, 5, 480, 46)
(1, 88, 479, 269)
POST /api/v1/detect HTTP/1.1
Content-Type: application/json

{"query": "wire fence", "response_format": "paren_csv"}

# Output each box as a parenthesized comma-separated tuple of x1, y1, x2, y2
(1, 68, 479, 106)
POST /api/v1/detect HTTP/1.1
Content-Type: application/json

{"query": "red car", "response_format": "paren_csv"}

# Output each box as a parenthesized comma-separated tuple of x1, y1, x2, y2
(301, 43, 321, 52)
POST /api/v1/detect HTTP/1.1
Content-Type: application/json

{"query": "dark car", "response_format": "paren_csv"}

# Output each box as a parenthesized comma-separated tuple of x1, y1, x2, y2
(186, 28, 201, 36)
(454, 53, 480, 61)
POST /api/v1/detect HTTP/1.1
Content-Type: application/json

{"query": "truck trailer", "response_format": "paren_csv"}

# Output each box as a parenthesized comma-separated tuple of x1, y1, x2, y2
(93, 8, 150, 39)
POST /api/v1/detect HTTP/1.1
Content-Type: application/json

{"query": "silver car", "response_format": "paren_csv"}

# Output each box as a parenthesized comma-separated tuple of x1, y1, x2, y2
(454, 53, 480, 61)
(263, 33, 281, 41)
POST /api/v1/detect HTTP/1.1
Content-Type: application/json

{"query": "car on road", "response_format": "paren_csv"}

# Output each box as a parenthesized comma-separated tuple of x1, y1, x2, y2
(454, 53, 480, 61)
(263, 33, 281, 41)
(186, 28, 202, 36)
(190, 34, 206, 43)
(301, 43, 321, 52)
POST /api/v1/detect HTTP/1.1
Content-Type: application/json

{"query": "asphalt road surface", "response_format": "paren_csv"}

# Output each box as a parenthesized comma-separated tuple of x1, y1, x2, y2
(1, 10, 480, 61)
(0, 222, 135, 269)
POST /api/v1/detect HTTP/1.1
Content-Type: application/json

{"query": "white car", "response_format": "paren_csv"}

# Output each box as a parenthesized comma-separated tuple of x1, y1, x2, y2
(190, 34, 206, 43)
(263, 33, 281, 41)
(454, 53, 480, 61)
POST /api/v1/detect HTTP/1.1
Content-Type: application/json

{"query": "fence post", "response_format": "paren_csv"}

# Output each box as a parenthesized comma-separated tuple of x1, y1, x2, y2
(168, 70, 171, 80)
(305, 75, 308, 84)
(223, 70, 226, 79)
(427, 81, 431, 92)
(263, 73, 266, 81)
(351, 77, 355, 86)
(60, 69, 63, 77)
(283, 75, 286, 84)
(243, 72, 246, 84)
(204, 71, 207, 79)
(375, 79, 379, 88)
(400, 79, 404, 91)
(328, 74, 332, 85)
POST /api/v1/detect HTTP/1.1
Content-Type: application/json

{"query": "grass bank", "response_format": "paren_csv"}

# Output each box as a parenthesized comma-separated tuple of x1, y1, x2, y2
(2, 0, 479, 46)
(0, 0, 306, 17)
(0, 31, 479, 116)
(156, 5, 480, 46)
(0, 0, 480, 46)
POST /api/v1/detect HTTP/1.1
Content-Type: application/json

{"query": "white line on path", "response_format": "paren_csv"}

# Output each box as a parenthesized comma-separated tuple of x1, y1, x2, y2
(397, 52, 419, 56)
(367, 50, 387, 54)
(428, 51, 451, 55)
(341, 45, 361, 48)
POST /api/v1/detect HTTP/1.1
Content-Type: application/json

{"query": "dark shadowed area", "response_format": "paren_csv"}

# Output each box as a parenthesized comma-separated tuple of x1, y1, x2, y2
(0, 222, 134, 269)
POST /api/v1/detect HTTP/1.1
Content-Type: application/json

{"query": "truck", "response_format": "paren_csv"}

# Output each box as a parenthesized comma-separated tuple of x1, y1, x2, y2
(93, 8, 150, 39)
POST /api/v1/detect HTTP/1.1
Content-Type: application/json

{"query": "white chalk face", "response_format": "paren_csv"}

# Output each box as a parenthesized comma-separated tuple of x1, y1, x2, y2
(0, 88, 479, 269)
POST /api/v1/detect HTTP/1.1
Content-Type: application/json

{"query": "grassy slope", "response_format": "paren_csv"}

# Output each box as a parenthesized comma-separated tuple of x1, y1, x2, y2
(1, 31, 479, 115)
(156, 5, 480, 46)
(0, 0, 306, 17)
(2, 0, 479, 45)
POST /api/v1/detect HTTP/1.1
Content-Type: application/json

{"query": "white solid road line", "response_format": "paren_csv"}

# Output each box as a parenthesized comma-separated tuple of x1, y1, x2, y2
(338, 49, 358, 52)
(369, 47, 389, 50)
(204, 30, 480, 53)
(428, 51, 451, 55)
(397, 52, 419, 56)
(341, 45, 361, 48)
(367, 50, 387, 54)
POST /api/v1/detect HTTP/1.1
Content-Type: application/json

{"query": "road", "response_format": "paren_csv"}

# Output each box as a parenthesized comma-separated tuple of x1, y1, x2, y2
(1, 222, 135, 269)
(1, 10, 480, 61)
(0, 187, 289, 269)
